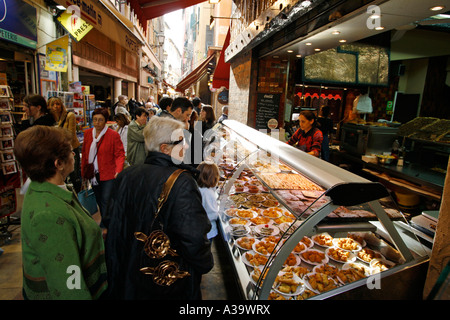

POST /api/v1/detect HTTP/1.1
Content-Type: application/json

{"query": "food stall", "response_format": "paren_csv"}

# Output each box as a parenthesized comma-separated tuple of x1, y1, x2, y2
(210, 120, 430, 300)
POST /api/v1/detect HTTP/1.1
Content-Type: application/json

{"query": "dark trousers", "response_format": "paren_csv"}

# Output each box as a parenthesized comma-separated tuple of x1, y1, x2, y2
(92, 178, 115, 228)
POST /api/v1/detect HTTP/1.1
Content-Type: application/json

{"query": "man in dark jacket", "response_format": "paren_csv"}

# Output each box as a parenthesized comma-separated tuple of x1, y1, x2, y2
(104, 116, 213, 300)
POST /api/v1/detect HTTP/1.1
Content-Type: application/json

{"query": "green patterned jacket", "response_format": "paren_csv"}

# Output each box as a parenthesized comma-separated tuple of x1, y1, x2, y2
(21, 181, 107, 299)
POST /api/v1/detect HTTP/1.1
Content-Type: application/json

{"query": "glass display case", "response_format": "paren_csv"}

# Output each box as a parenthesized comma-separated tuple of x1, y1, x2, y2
(206, 120, 431, 300)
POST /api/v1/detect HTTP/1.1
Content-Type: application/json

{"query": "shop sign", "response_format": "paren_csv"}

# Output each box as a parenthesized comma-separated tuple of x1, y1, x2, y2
(267, 118, 278, 129)
(255, 93, 280, 130)
(57, 7, 93, 42)
(0, 0, 37, 49)
(55, 0, 141, 54)
(61, 0, 103, 27)
(386, 101, 393, 111)
(45, 35, 69, 72)
(217, 89, 229, 104)
(386, 100, 393, 115)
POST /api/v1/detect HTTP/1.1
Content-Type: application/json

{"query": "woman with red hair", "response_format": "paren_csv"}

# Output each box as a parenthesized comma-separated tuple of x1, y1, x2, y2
(81, 107, 125, 227)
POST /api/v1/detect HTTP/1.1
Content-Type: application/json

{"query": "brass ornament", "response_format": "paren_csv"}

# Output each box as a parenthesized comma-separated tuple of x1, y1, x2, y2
(135, 231, 178, 259)
(135, 169, 190, 286)
(140, 261, 190, 286)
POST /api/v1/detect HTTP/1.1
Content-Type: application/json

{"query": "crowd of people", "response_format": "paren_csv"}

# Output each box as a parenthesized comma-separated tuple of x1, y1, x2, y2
(12, 92, 333, 300)
(13, 93, 223, 300)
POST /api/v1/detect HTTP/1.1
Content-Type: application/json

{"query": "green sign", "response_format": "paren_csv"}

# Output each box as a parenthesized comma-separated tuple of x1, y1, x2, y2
(386, 101, 393, 111)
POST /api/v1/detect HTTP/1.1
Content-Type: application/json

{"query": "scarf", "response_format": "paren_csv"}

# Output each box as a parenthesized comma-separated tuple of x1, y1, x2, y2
(88, 126, 108, 185)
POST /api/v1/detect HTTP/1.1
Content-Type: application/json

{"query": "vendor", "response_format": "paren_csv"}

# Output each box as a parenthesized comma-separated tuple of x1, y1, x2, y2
(287, 111, 323, 157)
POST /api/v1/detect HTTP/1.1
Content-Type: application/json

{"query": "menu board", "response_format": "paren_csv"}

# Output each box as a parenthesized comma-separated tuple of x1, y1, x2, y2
(255, 93, 280, 130)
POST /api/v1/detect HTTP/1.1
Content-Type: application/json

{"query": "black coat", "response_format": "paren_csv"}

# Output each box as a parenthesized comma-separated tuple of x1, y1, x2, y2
(15, 113, 55, 133)
(104, 151, 214, 300)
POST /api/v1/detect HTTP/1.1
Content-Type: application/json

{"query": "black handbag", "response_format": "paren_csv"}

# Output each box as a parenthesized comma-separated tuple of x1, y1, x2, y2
(134, 169, 190, 286)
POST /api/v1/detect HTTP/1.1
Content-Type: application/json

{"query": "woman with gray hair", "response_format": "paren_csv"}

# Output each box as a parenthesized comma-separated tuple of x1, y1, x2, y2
(104, 116, 213, 300)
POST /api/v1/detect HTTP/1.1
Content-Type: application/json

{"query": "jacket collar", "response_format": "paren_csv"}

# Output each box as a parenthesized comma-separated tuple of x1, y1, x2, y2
(300, 127, 318, 138)
(28, 180, 74, 203)
(159, 110, 175, 119)
(132, 119, 145, 129)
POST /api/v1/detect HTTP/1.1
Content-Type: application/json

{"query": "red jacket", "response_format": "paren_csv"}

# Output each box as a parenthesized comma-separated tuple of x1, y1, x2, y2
(81, 128, 125, 181)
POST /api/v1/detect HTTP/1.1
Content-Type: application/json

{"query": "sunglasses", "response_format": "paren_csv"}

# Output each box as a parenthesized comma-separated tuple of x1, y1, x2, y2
(163, 138, 184, 145)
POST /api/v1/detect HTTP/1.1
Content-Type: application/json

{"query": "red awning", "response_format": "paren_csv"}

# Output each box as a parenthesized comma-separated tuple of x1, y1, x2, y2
(212, 28, 231, 90)
(128, 0, 206, 23)
(176, 54, 215, 92)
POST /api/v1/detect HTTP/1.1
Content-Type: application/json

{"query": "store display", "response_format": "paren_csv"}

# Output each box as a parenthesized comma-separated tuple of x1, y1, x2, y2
(213, 120, 430, 300)
(48, 91, 87, 128)
(0, 86, 19, 218)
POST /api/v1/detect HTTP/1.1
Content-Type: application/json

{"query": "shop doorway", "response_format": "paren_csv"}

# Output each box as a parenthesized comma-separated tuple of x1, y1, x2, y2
(78, 68, 112, 110)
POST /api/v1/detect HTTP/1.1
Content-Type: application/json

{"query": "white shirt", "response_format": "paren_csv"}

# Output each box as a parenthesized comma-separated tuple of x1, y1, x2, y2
(118, 125, 128, 156)
(199, 187, 219, 240)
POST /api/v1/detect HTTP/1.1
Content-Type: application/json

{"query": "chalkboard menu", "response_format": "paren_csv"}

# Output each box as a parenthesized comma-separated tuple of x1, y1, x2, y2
(255, 93, 280, 129)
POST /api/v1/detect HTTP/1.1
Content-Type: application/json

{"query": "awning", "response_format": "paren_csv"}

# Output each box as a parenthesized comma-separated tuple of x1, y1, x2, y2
(163, 79, 175, 89)
(128, 0, 206, 25)
(212, 28, 231, 90)
(175, 54, 215, 93)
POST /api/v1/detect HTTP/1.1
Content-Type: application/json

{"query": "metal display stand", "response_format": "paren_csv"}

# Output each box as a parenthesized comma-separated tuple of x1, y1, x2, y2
(214, 120, 430, 300)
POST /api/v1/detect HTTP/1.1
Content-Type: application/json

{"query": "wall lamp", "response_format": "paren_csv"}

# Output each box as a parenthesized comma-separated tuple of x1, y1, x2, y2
(150, 33, 165, 49)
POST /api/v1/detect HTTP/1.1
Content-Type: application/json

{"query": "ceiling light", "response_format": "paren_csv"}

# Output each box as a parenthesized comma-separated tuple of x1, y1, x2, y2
(287, 50, 294, 53)
(436, 14, 450, 19)
(56, 5, 66, 10)
(430, 6, 445, 11)
(305, 42, 312, 45)
(314, 48, 321, 51)
(339, 39, 347, 43)
(375, 26, 385, 30)
(296, 54, 302, 58)
(331, 30, 340, 35)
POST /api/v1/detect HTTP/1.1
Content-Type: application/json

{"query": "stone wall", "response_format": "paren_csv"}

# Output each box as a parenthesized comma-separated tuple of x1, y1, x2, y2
(228, 50, 255, 126)
(423, 158, 450, 299)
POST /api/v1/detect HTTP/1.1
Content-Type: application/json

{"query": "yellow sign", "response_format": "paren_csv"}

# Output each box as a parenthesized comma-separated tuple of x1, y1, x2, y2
(45, 35, 69, 72)
(57, 9, 93, 42)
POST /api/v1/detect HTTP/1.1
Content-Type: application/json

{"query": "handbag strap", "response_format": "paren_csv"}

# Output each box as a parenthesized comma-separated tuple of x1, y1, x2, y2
(155, 169, 186, 218)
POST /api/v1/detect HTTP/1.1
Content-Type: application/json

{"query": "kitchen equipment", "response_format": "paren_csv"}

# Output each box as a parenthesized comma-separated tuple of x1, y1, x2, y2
(340, 123, 399, 156)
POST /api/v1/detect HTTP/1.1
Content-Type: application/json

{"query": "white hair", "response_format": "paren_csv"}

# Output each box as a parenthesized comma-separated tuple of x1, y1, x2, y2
(144, 116, 184, 152)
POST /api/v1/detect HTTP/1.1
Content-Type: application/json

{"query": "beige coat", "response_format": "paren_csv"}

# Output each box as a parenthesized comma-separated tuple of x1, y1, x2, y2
(57, 110, 81, 149)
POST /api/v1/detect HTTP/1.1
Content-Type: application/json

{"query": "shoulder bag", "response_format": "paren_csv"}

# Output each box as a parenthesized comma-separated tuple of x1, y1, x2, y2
(134, 169, 190, 286)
